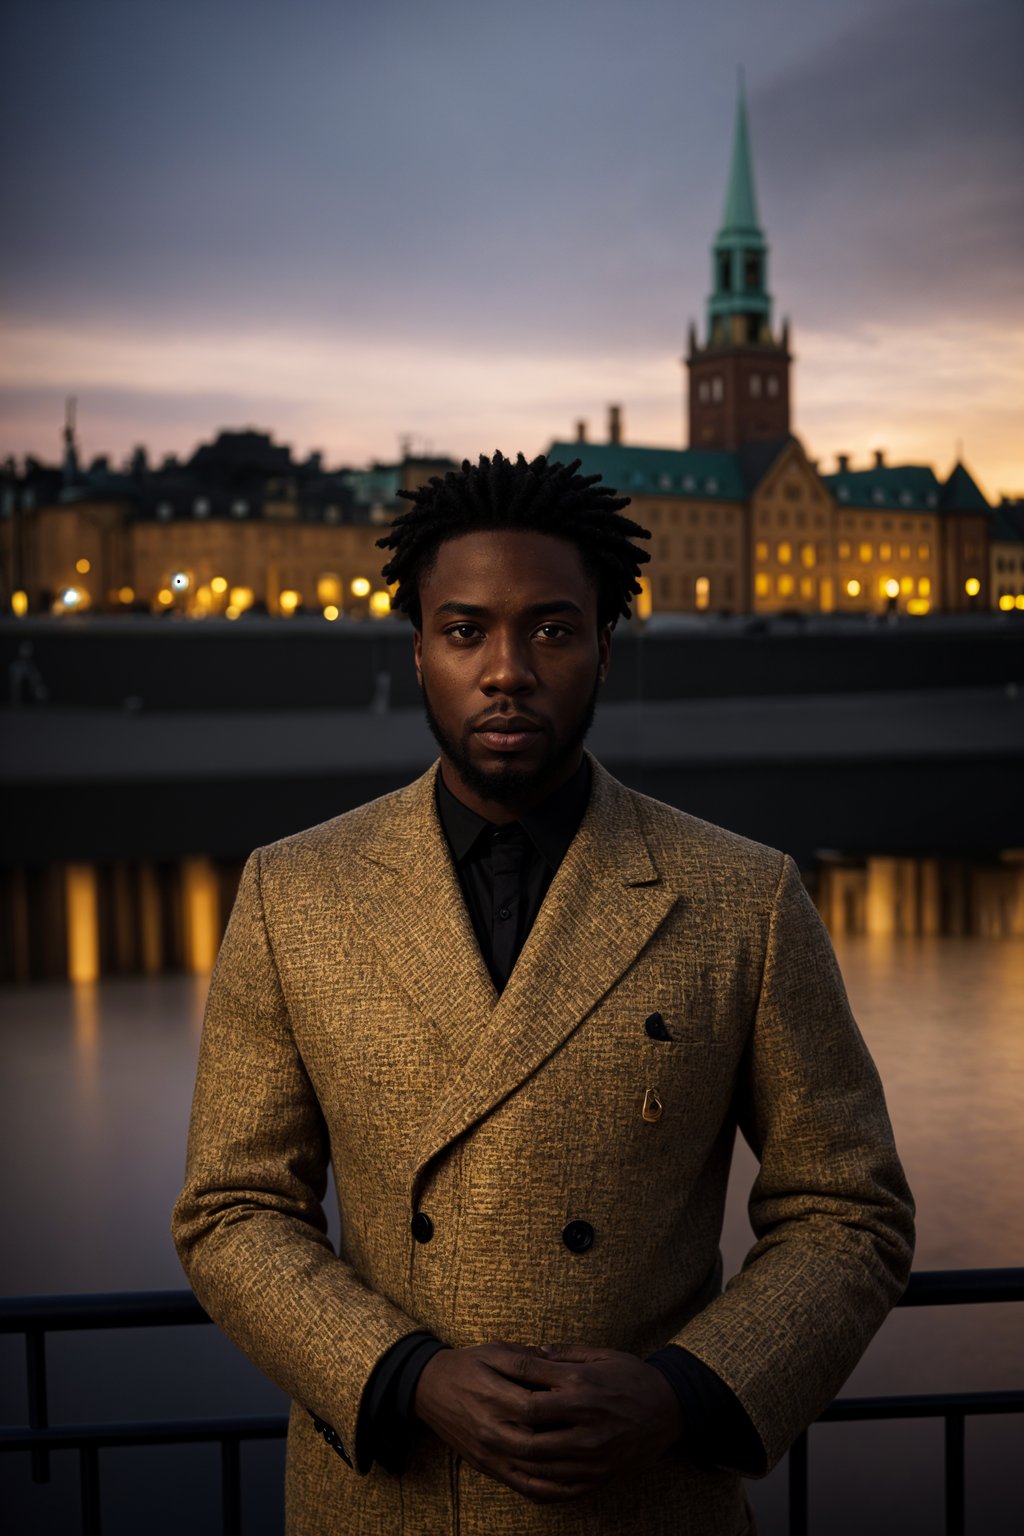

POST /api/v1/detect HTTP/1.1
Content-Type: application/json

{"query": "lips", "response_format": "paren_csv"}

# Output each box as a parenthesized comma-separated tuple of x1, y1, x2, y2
(473, 716, 543, 751)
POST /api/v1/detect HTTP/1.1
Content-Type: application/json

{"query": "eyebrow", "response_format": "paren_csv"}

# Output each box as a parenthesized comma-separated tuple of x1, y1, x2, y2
(433, 599, 586, 620)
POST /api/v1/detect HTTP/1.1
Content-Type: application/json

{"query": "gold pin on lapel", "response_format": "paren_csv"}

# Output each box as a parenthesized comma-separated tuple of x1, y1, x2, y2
(641, 1088, 663, 1123)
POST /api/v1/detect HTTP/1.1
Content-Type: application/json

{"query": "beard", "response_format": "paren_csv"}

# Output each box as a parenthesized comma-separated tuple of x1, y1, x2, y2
(421, 672, 600, 808)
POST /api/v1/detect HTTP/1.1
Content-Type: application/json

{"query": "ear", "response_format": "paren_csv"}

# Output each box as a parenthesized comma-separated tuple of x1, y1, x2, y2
(412, 628, 424, 688)
(597, 622, 612, 685)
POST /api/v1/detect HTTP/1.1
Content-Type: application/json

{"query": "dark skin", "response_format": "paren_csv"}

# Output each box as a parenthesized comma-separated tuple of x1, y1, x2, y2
(410, 529, 686, 1503)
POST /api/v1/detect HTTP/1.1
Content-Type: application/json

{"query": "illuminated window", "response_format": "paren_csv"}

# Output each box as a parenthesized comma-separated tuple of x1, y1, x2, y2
(755, 572, 770, 598)
(711, 376, 724, 402)
(965, 577, 981, 597)
(777, 541, 792, 564)
(766, 376, 779, 398)
(999, 594, 1016, 611)
(800, 576, 814, 600)
(879, 542, 892, 561)
(901, 576, 914, 595)
(800, 542, 815, 568)
(698, 380, 710, 404)
(778, 573, 794, 598)
(695, 576, 710, 610)
(899, 542, 911, 560)
(749, 374, 762, 398)
(860, 542, 873, 563)
(838, 540, 851, 560)
(918, 543, 930, 561)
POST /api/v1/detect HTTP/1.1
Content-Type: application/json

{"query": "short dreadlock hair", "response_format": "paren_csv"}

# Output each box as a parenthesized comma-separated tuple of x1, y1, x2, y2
(377, 450, 651, 629)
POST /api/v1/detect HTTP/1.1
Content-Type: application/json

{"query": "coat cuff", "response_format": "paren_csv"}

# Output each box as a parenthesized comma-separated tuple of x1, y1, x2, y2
(646, 1344, 766, 1475)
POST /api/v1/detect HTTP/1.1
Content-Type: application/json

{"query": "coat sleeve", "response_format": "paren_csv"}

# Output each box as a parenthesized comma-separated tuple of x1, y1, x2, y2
(171, 850, 423, 1472)
(669, 854, 915, 1473)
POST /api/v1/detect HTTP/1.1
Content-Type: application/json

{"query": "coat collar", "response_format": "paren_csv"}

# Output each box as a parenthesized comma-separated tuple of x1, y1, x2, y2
(339, 753, 676, 1195)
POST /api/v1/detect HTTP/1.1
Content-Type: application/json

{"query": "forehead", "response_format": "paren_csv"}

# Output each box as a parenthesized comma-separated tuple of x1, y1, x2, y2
(421, 529, 595, 607)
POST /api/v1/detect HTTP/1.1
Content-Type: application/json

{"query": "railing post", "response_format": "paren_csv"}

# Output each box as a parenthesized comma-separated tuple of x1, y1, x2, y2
(944, 1411, 965, 1536)
(221, 1436, 241, 1536)
(25, 1327, 50, 1482)
(80, 1444, 101, 1536)
(789, 1428, 809, 1536)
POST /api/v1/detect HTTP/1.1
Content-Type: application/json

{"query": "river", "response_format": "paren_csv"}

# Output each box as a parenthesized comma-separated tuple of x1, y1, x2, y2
(1, 935, 1021, 1533)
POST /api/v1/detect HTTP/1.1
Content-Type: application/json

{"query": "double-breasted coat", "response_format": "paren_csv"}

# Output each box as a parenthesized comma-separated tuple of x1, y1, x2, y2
(172, 756, 915, 1535)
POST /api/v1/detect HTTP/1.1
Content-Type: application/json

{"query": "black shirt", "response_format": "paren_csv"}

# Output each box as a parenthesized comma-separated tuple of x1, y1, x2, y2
(350, 757, 763, 1477)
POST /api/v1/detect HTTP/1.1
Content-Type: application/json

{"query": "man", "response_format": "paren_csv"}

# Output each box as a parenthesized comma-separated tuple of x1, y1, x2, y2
(173, 451, 914, 1535)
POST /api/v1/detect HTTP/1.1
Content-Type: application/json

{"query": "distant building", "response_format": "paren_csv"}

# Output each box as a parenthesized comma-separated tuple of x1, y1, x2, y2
(0, 414, 456, 619)
(549, 84, 1012, 618)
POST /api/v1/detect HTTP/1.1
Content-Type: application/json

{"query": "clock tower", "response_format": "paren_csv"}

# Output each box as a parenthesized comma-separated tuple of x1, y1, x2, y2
(686, 81, 791, 450)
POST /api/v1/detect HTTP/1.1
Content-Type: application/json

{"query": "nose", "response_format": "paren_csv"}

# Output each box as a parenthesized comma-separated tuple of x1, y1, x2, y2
(479, 629, 535, 696)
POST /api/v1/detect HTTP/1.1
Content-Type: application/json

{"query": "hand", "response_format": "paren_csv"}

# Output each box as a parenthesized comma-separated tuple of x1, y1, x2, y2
(412, 1339, 685, 1504)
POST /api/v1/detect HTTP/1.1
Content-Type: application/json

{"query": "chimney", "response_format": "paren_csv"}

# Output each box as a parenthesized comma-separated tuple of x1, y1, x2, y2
(873, 449, 885, 468)
(837, 454, 850, 473)
(575, 419, 588, 444)
(608, 404, 622, 445)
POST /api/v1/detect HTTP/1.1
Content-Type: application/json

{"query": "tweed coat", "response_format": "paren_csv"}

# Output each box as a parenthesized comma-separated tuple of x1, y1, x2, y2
(172, 755, 914, 1535)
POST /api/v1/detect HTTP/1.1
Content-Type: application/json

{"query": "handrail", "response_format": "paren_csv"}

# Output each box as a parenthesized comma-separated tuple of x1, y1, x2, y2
(2, 1267, 1022, 1536)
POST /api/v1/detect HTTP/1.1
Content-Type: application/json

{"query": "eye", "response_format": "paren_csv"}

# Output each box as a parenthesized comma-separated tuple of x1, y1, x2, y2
(535, 623, 571, 641)
(444, 622, 481, 642)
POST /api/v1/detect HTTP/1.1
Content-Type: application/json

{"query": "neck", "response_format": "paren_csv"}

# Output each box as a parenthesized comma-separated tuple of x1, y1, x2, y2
(439, 749, 584, 824)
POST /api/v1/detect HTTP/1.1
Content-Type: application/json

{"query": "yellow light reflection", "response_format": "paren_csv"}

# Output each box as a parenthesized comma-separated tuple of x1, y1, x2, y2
(1016, 594, 1024, 610)
(350, 576, 371, 598)
(279, 589, 301, 614)
(229, 586, 254, 612)
(846, 579, 861, 597)
(906, 598, 931, 615)
(12, 589, 28, 616)
(225, 604, 240, 620)
(323, 604, 339, 621)
(118, 586, 135, 604)
(182, 857, 220, 974)
(157, 588, 173, 605)
(884, 578, 900, 600)
(66, 864, 100, 983)
(369, 590, 392, 616)
(211, 575, 228, 595)
(965, 577, 981, 597)
(998, 594, 1014, 611)
(76, 557, 91, 574)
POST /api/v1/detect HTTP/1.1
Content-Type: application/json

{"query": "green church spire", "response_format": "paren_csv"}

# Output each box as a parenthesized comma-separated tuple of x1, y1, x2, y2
(707, 75, 772, 346)
(719, 73, 762, 238)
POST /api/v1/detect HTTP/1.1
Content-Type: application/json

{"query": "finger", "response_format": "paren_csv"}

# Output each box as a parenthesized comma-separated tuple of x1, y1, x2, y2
(485, 1350, 585, 1391)
(501, 1466, 598, 1505)
(536, 1343, 608, 1363)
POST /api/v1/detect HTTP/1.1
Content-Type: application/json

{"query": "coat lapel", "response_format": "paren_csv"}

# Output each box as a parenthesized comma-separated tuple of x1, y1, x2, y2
(340, 765, 498, 1067)
(408, 757, 677, 1193)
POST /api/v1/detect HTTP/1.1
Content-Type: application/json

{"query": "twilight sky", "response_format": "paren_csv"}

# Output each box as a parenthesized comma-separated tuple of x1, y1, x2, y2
(1, 0, 1022, 495)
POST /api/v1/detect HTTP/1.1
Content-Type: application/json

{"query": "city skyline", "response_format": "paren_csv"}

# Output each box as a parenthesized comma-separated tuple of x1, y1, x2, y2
(2, 0, 1022, 494)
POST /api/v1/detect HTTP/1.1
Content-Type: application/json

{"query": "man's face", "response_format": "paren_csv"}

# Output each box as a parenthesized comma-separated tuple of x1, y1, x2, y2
(413, 529, 612, 821)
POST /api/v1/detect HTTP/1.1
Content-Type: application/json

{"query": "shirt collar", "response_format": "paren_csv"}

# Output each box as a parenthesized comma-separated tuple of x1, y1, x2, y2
(436, 755, 591, 872)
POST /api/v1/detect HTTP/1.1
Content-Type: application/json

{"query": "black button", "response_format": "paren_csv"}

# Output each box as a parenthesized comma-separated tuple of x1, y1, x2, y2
(411, 1212, 434, 1243)
(645, 1011, 672, 1041)
(498, 907, 511, 920)
(562, 1220, 594, 1254)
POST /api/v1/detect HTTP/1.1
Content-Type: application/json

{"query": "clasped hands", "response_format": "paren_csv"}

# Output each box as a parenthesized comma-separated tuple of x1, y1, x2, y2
(412, 1340, 685, 1505)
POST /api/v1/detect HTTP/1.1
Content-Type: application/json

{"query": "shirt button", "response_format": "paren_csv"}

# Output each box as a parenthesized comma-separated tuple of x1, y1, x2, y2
(562, 1220, 595, 1254)
(411, 1212, 434, 1243)
(498, 907, 511, 920)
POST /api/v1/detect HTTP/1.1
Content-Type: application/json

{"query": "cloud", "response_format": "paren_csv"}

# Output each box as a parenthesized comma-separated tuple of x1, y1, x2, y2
(752, 0, 1024, 327)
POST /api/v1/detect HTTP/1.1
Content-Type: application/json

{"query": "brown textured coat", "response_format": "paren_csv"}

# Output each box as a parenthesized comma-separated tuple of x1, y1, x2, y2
(172, 756, 914, 1535)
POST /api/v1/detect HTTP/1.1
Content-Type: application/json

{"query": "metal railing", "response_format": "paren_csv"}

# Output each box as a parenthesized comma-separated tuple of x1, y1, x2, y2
(2, 1269, 1022, 1536)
